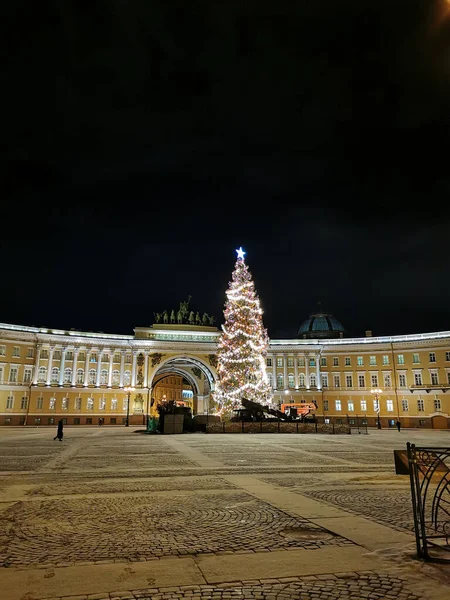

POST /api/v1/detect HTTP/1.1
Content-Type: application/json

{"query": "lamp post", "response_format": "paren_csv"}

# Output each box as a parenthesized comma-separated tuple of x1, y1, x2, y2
(124, 386, 135, 427)
(370, 388, 383, 429)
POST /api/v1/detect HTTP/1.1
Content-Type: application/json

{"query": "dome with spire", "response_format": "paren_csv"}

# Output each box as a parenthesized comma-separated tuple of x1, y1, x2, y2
(297, 304, 345, 339)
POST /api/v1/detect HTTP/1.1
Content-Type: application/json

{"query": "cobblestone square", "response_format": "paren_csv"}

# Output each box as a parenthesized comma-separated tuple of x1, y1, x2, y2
(0, 427, 449, 600)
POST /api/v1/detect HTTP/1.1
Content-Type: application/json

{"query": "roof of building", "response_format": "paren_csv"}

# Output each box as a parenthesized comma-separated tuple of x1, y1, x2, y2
(297, 310, 345, 339)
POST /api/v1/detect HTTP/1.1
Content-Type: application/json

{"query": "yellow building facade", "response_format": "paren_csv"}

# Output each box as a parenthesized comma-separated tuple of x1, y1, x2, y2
(0, 318, 449, 429)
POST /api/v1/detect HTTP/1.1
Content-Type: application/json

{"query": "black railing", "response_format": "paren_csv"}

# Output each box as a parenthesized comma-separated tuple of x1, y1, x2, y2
(407, 442, 450, 561)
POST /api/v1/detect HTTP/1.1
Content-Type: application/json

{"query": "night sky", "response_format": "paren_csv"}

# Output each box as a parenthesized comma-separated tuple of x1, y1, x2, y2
(3, 1, 450, 339)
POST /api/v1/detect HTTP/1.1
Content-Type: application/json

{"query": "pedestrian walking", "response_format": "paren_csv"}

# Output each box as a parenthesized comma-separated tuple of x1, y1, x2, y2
(53, 419, 64, 441)
(396, 420, 401, 432)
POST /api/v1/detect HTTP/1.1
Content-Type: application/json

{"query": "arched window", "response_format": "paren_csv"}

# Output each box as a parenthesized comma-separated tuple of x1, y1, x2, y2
(100, 397, 106, 410)
(267, 373, 273, 388)
(123, 370, 131, 386)
(112, 370, 120, 385)
(277, 374, 283, 389)
(77, 368, 84, 384)
(88, 369, 96, 384)
(38, 366, 47, 383)
(288, 374, 295, 388)
(51, 367, 59, 383)
(100, 369, 108, 385)
(310, 373, 316, 387)
(64, 368, 72, 384)
(87, 397, 94, 410)
(298, 373, 305, 387)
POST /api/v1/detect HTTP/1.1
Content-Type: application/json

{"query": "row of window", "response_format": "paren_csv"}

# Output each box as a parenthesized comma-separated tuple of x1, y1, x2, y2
(0, 365, 134, 386)
(5, 394, 442, 413)
(322, 398, 441, 412)
(2, 345, 449, 366)
(36, 367, 132, 385)
(267, 351, 450, 368)
(6, 396, 29, 409)
(1, 364, 449, 388)
(0, 365, 33, 383)
(6, 395, 133, 411)
(0, 346, 35, 359)
(270, 371, 450, 389)
(3, 417, 125, 425)
(38, 349, 132, 363)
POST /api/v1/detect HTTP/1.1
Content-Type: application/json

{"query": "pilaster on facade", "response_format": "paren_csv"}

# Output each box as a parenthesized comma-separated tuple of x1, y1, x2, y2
(59, 347, 67, 386)
(46, 347, 54, 385)
(33, 344, 42, 384)
(143, 352, 149, 387)
(72, 349, 80, 385)
(315, 353, 321, 390)
(95, 351, 103, 387)
(305, 353, 310, 389)
(131, 351, 138, 387)
(108, 352, 114, 387)
(119, 351, 125, 387)
(271, 356, 277, 390)
(84, 351, 90, 387)
(293, 354, 299, 388)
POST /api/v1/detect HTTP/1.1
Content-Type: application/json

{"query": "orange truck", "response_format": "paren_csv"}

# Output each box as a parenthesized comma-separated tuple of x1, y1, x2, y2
(280, 402, 317, 418)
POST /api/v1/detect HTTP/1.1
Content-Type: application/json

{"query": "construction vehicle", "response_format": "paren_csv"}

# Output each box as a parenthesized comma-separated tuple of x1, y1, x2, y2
(231, 398, 317, 422)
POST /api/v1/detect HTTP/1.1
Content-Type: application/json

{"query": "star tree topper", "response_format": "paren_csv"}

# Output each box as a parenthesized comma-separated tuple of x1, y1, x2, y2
(236, 246, 246, 260)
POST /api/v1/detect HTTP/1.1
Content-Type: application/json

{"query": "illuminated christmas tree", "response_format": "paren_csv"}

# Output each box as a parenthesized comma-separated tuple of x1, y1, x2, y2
(213, 247, 273, 416)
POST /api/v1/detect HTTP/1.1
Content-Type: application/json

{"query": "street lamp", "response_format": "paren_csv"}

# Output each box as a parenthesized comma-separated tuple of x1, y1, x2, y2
(124, 386, 135, 427)
(370, 388, 383, 429)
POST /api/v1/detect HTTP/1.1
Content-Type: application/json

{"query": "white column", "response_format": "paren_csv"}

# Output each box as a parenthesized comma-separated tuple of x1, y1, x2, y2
(305, 353, 310, 389)
(59, 347, 66, 385)
(316, 353, 321, 389)
(46, 347, 54, 385)
(120, 351, 125, 387)
(143, 352, 149, 388)
(283, 356, 288, 390)
(33, 345, 41, 384)
(72, 350, 79, 386)
(294, 355, 299, 388)
(131, 352, 137, 386)
(272, 355, 277, 389)
(108, 352, 114, 387)
(96, 351, 103, 387)
(84, 350, 90, 386)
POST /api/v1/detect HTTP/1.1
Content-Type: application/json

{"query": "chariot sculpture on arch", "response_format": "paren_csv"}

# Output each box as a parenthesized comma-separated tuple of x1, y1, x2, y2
(153, 295, 217, 328)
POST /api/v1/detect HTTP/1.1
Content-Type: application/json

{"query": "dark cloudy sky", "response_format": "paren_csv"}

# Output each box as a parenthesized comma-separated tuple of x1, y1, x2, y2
(3, 1, 450, 339)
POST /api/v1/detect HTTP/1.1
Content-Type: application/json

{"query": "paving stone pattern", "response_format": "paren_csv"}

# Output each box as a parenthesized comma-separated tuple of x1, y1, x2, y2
(0, 491, 352, 568)
(303, 488, 415, 533)
(26, 477, 237, 497)
(37, 572, 426, 600)
(1, 428, 449, 600)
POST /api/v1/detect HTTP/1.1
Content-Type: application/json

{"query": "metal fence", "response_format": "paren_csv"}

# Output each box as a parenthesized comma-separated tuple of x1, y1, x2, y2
(407, 442, 450, 561)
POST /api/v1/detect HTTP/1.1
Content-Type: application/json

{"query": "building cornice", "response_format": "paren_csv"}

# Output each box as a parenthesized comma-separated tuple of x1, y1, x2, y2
(1, 322, 450, 350)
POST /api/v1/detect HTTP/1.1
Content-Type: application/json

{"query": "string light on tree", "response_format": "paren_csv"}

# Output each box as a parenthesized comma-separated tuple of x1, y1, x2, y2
(213, 247, 273, 416)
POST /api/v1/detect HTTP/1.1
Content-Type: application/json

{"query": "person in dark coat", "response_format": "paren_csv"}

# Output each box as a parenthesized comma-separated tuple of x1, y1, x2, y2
(54, 419, 64, 441)
(396, 420, 401, 432)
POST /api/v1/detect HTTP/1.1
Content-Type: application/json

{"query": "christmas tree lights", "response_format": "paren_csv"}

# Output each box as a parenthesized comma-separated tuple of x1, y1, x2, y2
(213, 247, 273, 416)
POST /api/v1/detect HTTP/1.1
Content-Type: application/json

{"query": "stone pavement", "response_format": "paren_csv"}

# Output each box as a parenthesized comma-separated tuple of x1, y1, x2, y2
(0, 427, 449, 600)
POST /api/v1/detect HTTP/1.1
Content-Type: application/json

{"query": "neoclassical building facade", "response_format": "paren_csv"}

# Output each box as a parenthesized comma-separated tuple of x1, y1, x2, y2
(0, 311, 449, 428)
